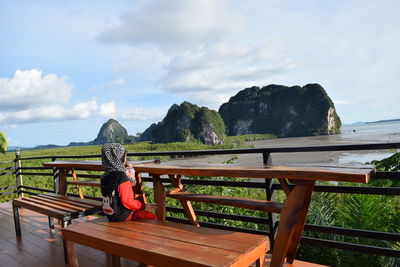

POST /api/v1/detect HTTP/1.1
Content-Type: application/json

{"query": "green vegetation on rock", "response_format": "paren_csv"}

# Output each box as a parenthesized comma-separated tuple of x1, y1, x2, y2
(219, 83, 341, 137)
(140, 101, 226, 145)
(93, 118, 136, 145)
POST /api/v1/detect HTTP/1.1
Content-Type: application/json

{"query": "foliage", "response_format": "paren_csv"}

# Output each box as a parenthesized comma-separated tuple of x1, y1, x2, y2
(139, 101, 226, 145)
(224, 134, 276, 147)
(219, 83, 341, 137)
(368, 151, 400, 187)
(93, 118, 133, 145)
(0, 132, 6, 154)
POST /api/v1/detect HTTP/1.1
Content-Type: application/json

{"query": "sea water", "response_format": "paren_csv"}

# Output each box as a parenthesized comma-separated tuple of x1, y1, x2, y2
(338, 121, 400, 164)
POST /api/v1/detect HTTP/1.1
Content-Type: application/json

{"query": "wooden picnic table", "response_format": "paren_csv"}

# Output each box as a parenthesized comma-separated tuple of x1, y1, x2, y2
(132, 162, 375, 267)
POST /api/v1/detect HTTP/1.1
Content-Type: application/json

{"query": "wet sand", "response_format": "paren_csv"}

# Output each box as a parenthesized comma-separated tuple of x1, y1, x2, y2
(174, 124, 400, 165)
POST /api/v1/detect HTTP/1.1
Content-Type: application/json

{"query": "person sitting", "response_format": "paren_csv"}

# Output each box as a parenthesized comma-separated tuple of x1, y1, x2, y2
(100, 142, 157, 221)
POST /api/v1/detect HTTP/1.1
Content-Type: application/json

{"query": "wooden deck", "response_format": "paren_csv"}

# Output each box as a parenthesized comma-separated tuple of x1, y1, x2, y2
(0, 201, 326, 267)
(0, 201, 140, 267)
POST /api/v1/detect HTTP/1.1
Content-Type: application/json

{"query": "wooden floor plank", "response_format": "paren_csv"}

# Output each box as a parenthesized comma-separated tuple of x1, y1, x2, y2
(0, 201, 144, 266)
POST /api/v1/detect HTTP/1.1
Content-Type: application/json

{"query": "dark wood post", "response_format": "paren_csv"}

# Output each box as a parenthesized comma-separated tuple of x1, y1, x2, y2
(15, 148, 23, 197)
(51, 157, 59, 193)
(152, 174, 166, 221)
(263, 152, 276, 249)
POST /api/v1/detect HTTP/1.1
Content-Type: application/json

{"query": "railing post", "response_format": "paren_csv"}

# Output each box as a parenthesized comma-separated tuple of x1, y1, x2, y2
(15, 148, 23, 197)
(263, 152, 276, 249)
(52, 157, 59, 193)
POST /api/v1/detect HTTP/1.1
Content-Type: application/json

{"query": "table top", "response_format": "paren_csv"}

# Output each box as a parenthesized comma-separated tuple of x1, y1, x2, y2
(62, 217, 268, 267)
(132, 162, 375, 183)
(42, 160, 375, 183)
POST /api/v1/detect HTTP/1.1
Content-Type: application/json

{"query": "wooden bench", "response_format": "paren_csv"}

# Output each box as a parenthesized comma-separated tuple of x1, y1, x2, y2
(12, 192, 102, 234)
(62, 217, 269, 267)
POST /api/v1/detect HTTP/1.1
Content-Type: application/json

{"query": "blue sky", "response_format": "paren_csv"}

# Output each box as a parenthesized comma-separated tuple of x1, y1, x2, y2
(1, 0, 399, 147)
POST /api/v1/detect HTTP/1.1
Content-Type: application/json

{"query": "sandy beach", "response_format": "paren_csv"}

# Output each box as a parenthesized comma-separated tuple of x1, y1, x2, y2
(175, 122, 400, 165)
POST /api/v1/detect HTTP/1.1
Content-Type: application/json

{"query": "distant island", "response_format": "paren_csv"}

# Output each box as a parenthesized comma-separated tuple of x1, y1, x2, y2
(343, 118, 400, 126)
(365, 118, 400, 124)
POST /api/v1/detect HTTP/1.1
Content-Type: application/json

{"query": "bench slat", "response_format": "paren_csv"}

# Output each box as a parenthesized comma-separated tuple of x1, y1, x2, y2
(12, 198, 69, 219)
(29, 195, 87, 212)
(167, 192, 283, 213)
(22, 197, 79, 213)
(43, 193, 102, 207)
(37, 194, 98, 209)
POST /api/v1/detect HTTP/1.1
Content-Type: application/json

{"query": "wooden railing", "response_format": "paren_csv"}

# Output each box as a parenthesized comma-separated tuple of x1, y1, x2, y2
(1, 142, 399, 262)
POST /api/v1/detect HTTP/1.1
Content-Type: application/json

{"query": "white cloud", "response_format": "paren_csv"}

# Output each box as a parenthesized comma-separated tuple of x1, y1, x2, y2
(163, 41, 296, 107)
(98, 1, 296, 109)
(0, 100, 114, 124)
(99, 101, 116, 118)
(122, 107, 168, 121)
(98, 0, 245, 52)
(0, 69, 72, 111)
(68, 100, 98, 119)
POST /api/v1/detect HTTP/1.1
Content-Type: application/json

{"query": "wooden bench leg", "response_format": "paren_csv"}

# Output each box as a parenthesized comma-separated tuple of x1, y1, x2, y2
(48, 216, 55, 229)
(12, 205, 21, 236)
(61, 218, 72, 263)
(111, 254, 121, 267)
(65, 240, 79, 267)
(256, 253, 266, 267)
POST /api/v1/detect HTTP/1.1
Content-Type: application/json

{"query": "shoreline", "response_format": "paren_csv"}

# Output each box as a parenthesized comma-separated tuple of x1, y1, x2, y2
(175, 133, 398, 165)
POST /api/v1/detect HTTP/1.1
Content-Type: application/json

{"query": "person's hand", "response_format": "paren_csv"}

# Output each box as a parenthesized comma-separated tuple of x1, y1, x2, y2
(125, 162, 133, 168)
(144, 203, 157, 213)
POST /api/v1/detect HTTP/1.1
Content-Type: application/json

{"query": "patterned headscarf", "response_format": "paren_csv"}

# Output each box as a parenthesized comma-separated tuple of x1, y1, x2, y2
(101, 143, 126, 176)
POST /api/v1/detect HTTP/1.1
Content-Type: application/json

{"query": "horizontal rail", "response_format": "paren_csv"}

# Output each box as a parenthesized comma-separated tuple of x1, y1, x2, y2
(20, 186, 54, 194)
(167, 206, 268, 224)
(0, 160, 14, 164)
(166, 216, 269, 236)
(0, 185, 17, 191)
(0, 190, 17, 196)
(304, 224, 400, 241)
(19, 167, 49, 170)
(0, 166, 14, 171)
(16, 142, 400, 161)
(0, 172, 13, 176)
(18, 154, 102, 160)
(301, 236, 400, 258)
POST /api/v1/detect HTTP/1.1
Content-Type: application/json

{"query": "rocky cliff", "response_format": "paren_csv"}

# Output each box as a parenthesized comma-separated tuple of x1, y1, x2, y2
(219, 84, 341, 137)
(93, 119, 136, 145)
(139, 102, 225, 145)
